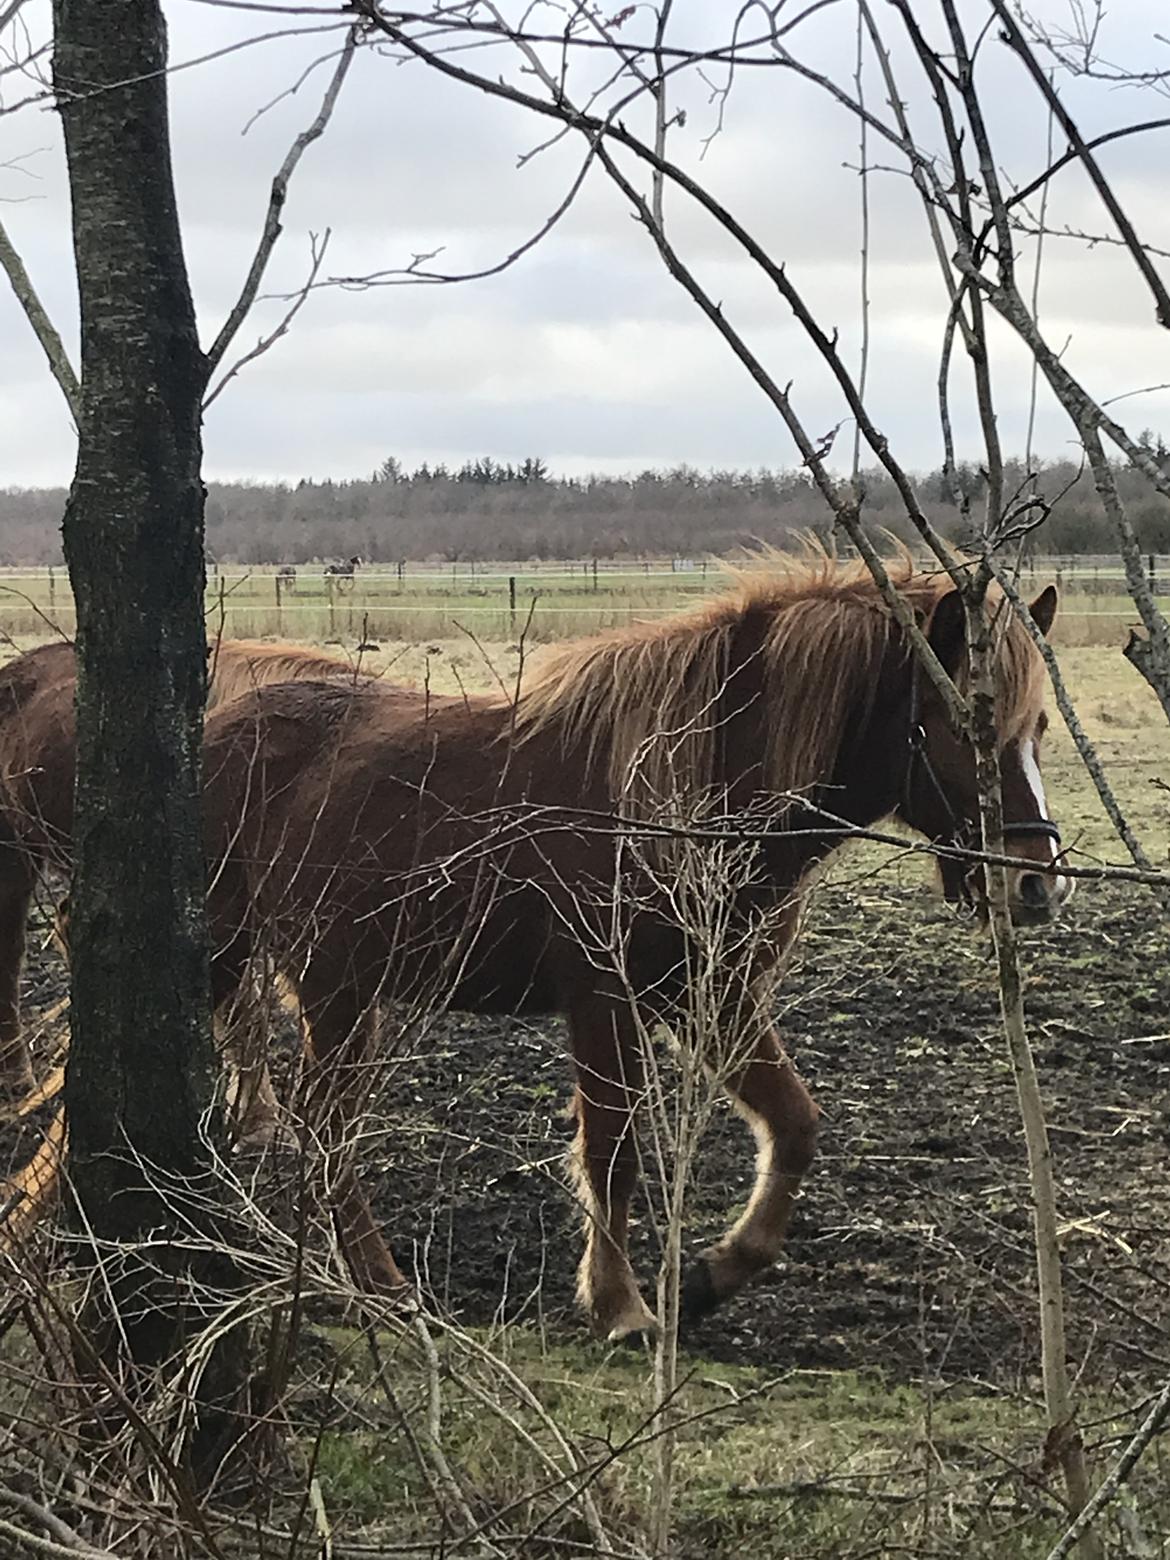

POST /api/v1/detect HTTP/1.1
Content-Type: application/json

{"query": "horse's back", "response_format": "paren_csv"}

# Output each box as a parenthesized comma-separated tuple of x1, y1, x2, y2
(207, 640, 357, 709)
(202, 678, 473, 829)
(201, 675, 568, 1010)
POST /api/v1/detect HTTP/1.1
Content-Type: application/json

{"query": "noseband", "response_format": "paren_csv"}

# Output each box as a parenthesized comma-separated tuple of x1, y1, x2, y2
(903, 656, 1062, 850)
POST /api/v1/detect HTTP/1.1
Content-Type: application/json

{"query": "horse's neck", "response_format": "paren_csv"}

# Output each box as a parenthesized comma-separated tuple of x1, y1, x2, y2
(722, 614, 909, 878)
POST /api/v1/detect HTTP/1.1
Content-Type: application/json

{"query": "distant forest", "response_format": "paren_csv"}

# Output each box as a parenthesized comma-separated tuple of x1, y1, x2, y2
(2, 447, 1169, 565)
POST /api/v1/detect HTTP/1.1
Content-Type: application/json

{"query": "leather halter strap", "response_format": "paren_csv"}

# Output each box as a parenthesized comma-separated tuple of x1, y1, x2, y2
(903, 655, 1063, 850)
(1001, 816, 1063, 845)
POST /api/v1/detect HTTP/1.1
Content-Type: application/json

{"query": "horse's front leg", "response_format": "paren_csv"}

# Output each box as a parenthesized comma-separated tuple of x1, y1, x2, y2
(683, 1013, 820, 1319)
(568, 992, 656, 1340)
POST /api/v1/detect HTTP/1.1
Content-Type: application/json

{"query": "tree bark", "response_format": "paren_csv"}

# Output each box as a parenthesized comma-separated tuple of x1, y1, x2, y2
(53, 0, 240, 1469)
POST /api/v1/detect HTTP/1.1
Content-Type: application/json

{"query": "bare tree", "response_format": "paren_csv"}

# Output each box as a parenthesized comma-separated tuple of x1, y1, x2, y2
(48, 0, 244, 1473)
(0, 0, 354, 1481)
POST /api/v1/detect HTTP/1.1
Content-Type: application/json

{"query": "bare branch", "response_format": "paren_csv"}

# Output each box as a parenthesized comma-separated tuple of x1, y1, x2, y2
(203, 27, 356, 377)
(991, 0, 1170, 329)
(1046, 1379, 1170, 1559)
(0, 214, 80, 421)
(0, 0, 31, 32)
(203, 228, 330, 410)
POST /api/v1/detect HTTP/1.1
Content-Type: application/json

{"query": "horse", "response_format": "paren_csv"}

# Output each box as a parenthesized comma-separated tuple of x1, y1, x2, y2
(276, 564, 298, 592)
(198, 558, 1069, 1337)
(324, 555, 362, 582)
(0, 637, 369, 1099)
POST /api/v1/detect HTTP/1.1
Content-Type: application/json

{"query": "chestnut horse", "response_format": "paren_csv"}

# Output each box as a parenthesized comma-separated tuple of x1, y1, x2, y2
(199, 560, 1069, 1336)
(0, 637, 367, 1097)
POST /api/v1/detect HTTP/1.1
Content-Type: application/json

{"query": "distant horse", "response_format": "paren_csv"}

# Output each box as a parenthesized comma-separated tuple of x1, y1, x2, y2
(276, 564, 298, 592)
(324, 555, 362, 591)
(0, 638, 367, 1098)
(199, 558, 1068, 1335)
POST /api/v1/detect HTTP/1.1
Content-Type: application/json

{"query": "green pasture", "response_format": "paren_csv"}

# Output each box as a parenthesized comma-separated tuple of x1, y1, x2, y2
(0, 558, 1157, 648)
(294, 1328, 1156, 1559)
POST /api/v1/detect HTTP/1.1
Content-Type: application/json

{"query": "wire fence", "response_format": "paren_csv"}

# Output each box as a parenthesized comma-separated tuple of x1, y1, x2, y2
(0, 555, 1160, 648)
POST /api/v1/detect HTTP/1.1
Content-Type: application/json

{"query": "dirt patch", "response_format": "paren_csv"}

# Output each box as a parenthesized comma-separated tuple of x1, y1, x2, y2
(367, 871, 1170, 1388)
(6, 866, 1168, 1391)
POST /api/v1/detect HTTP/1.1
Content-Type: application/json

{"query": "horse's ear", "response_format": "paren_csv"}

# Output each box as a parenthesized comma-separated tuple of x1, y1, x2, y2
(925, 587, 966, 676)
(1029, 584, 1058, 638)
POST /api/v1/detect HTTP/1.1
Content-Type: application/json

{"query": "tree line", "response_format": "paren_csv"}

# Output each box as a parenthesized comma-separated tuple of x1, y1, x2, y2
(1, 446, 1168, 565)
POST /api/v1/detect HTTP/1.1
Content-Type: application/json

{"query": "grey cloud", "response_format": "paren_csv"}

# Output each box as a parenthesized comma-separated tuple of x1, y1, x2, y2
(3, 0, 1170, 489)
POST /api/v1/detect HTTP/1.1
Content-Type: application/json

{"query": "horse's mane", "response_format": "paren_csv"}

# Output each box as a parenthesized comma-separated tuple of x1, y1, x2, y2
(511, 550, 1046, 807)
(207, 640, 360, 711)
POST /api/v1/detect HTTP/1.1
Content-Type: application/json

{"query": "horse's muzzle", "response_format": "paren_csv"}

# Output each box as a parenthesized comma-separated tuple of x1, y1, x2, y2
(1009, 869, 1074, 926)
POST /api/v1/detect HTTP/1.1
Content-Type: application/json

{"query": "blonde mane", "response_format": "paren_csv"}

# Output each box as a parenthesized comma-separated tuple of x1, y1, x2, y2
(207, 640, 361, 711)
(512, 553, 1047, 811)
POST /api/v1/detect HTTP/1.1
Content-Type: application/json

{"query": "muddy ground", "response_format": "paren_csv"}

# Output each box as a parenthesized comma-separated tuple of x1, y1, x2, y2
(11, 857, 1164, 1395)
(371, 868, 1170, 1389)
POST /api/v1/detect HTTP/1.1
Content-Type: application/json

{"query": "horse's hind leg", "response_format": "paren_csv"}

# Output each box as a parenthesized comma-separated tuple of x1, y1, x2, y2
(300, 974, 410, 1298)
(0, 848, 38, 1100)
(683, 1018, 819, 1321)
(569, 993, 656, 1340)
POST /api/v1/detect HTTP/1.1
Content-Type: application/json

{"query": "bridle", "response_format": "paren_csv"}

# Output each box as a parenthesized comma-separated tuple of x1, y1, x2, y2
(903, 657, 1063, 852)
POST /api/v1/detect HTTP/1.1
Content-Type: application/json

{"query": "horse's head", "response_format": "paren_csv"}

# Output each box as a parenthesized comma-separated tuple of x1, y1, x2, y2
(899, 583, 1072, 927)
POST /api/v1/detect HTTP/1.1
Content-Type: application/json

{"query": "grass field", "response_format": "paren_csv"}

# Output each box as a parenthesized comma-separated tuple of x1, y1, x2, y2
(0, 557, 1160, 647)
(293, 1328, 1159, 1558)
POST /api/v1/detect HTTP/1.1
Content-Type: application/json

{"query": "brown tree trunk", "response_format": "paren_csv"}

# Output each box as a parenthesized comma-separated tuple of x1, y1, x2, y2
(53, 0, 242, 1474)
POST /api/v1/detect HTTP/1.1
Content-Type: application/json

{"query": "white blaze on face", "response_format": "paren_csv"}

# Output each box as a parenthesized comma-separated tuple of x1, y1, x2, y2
(1017, 738, 1073, 901)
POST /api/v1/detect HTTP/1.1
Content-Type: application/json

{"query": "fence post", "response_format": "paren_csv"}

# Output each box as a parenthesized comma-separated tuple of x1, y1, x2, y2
(1149, 553, 1157, 597)
(592, 557, 599, 592)
(48, 566, 56, 613)
(509, 574, 517, 633)
(327, 576, 337, 638)
(275, 571, 283, 634)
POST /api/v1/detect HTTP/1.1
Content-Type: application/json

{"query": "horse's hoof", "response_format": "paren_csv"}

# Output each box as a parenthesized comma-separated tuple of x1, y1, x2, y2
(586, 1289, 657, 1343)
(606, 1304, 659, 1346)
(233, 1117, 298, 1155)
(363, 1277, 418, 1316)
(680, 1259, 721, 1322)
(609, 1325, 655, 1350)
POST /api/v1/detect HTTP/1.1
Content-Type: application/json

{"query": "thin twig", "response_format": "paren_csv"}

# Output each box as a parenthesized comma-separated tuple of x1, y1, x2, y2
(203, 229, 330, 409)
(203, 26, 356, 376)
(991, 0, 1170, 329)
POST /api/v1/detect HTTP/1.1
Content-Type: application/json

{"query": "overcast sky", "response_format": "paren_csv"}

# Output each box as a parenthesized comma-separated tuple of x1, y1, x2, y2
(2, 0, 1169, 489)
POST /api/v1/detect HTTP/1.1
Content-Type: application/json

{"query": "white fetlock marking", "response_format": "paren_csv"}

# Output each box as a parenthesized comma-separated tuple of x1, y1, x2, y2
(606, 1296, 658, 1342)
